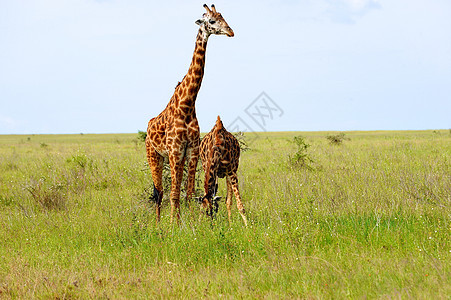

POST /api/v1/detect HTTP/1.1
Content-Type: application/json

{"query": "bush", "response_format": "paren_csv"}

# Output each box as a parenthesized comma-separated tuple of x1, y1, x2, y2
(66, 153, 93, 169)
(138, 130, 147, 142)
(289, 136, 313, 169)
(326, 133, 349, 145)
(233, 131, 250, 152)
(24, 178, 66, 210)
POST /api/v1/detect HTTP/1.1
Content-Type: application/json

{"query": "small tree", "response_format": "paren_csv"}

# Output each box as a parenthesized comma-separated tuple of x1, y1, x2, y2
(289, 136, 313, 169)
(233, 131, 250, 152)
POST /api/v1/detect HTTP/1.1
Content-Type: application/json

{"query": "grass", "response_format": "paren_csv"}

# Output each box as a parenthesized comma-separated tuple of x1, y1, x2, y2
(0, 130, 449, 298)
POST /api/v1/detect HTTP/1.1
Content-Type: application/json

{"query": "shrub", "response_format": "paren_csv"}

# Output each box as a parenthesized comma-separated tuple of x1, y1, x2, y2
(24, 178, 66, 210)
(289, 136, 313, 169)
(66, 153, 93, 170)
(326, 133, 349, 145)
(233, 131, 250, 152)
(138, 131, 147, 142)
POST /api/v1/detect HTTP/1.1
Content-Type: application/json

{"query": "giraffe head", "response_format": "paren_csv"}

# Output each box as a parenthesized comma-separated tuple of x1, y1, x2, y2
(195, 194, 222, 219)
(195, 4, 234, 37)
(194, 179, 222, 219)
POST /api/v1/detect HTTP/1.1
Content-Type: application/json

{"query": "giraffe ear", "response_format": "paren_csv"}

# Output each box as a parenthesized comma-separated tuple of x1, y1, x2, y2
(195, 19, 203, 25)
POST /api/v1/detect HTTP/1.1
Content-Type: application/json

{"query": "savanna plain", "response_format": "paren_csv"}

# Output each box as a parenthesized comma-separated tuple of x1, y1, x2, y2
(0, 130, 449, 298)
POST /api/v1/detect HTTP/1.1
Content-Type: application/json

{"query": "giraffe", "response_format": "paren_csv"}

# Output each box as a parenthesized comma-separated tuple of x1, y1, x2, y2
(199, 116, 248, 226)
(145, 4, 234, 223)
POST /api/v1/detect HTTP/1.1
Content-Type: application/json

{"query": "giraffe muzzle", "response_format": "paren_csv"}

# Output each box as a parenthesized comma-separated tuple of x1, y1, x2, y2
(226, 30, 234, 37)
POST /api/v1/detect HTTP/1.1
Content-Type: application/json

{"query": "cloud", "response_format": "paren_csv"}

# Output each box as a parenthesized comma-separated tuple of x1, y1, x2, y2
(343, 0, 379, 12)
(326, 0, 381, 24)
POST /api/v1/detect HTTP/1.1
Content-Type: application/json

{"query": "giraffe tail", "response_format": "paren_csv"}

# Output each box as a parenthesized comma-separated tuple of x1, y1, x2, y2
(214, 116, 223, 146)
(150, 183, 162, 205)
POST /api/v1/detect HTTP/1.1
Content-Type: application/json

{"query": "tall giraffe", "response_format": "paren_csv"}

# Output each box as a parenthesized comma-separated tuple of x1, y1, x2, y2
(199, 116, 248, 226)
(146, 4, 234, 223)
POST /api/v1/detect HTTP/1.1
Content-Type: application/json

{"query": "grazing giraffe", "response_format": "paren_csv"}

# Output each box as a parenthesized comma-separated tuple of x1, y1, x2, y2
(199, 116, 248, 226)
(146, 4, 234, 223)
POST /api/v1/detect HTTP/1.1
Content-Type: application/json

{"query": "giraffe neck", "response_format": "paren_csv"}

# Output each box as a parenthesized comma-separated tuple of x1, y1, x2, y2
(204, 124, 222, 198)
(177, 28, 209, 109)
(204, 145, 220, 198)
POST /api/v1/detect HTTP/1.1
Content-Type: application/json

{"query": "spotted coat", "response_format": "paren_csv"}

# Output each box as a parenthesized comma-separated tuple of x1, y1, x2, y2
(199, 116, 248, 225)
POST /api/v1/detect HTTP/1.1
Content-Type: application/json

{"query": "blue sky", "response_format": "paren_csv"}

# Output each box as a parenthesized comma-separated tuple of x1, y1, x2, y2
(1, 0, 450, 134)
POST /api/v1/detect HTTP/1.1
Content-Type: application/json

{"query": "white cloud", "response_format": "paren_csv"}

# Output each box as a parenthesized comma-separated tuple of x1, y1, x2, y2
(326, 0, 381, 24)
(344, 0, 379, 12)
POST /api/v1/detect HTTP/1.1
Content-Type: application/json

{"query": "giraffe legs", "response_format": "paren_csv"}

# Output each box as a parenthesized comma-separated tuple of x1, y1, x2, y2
(146, 147, 164, 223)
(226, 176, 233, 224)
(185, 145, 200, 210)
(169, 151, 185, 224)
(227, 174, 248, 226)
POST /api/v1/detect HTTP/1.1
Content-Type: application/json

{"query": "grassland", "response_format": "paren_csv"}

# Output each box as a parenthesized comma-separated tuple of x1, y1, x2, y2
(0, 130, 449, 298)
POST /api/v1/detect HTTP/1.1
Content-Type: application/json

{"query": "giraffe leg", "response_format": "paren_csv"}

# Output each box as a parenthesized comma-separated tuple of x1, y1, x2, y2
(146, 147, 164, 223)
(169, 152, 185, 224)
(229, 173, 248, 226)
(185, 145, 200, 210)
(226, 176, 233, 225)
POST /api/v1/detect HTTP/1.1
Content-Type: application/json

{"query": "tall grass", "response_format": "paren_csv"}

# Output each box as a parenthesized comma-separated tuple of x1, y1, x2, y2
(0, 131, 449, 298)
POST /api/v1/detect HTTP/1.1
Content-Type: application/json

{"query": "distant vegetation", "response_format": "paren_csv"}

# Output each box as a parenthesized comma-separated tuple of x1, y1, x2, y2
(326, 132, 349, 145)
(233, 131, 250, 152)
(0, 131, 449, 298)
(138, 130, 147, 142)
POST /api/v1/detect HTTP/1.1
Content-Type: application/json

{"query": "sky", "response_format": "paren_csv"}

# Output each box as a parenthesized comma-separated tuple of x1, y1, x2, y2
(1, 0, 450, 134)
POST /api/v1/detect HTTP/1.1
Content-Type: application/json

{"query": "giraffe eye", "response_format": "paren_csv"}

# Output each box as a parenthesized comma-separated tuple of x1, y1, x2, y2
(209, 20, 216, 24)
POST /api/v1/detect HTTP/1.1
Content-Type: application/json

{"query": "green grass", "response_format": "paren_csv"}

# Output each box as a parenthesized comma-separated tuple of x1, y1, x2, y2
(0, 130, 450, 298)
